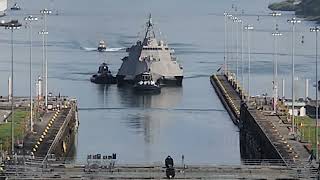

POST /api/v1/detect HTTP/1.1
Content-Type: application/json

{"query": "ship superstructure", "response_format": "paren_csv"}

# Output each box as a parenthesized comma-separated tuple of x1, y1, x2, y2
(117, 14, 183, 86)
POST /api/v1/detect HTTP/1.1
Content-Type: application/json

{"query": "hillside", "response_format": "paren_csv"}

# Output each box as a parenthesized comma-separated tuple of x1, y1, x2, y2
(269, 0, 320, 21)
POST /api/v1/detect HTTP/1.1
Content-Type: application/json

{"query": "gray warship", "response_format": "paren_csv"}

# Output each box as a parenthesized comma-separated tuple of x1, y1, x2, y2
(116, 14, 183, 86)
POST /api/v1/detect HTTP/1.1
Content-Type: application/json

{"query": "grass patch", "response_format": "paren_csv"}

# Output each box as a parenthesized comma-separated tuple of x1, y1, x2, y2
(0, 110, 29, 151)
(295, 116, 320, 151)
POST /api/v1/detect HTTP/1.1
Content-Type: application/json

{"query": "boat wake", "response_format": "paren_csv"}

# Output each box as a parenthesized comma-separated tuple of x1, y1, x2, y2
(81, 47, 125, 52)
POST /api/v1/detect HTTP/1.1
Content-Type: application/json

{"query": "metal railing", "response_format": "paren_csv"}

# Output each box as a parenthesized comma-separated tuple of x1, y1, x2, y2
(2, 159, 320, 179)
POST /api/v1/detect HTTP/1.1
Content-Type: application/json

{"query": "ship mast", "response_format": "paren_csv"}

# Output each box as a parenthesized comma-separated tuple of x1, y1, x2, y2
(143, 14, 156, 44)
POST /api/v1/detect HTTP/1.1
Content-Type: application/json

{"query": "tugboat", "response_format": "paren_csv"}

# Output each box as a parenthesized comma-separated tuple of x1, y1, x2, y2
(97, 40, 107, 52)
(117, 14, 183, 86)
(90, 63, 116, 84)
(11, 3, 21, 10)
(133, 71, 161, 94)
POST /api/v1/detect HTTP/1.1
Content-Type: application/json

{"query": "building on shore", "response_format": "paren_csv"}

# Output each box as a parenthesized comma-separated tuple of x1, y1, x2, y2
(305, 100, 320, 118)
(0, 0, 7, 17)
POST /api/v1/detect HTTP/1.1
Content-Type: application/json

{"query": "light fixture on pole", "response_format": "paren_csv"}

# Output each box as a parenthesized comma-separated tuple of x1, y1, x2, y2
(272, 31, 282, 114)
(244, 25, 254, 101)
(24, 15, 38, 133)
(310, 26, 320, 160)
(0, 20, 22, 154)
(40, 9, 52, 110)
(287, 17, 301, 135)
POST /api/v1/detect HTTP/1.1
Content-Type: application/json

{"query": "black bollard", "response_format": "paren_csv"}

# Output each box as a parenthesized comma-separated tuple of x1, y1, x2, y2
(166, 165, 175, 179)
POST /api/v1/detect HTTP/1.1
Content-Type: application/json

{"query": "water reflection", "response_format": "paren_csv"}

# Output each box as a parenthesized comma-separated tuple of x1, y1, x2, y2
(96, 84, 109, 106)
(117, 86, 183, 108)
(117, 86, 183, 144)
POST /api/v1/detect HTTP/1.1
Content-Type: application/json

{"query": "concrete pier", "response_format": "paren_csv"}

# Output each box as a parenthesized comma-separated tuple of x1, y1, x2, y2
(0, 95, 78, 161)
(25, 98, 78, 159)
(210, 73, 311, 167)
(210, 74, 241, 125)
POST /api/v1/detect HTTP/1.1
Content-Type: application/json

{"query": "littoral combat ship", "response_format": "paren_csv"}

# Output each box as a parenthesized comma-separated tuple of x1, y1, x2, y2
(117, 14, 183, 86)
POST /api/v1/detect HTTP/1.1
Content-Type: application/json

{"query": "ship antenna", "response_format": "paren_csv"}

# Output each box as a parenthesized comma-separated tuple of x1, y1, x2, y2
(148, 13, 152, 27)
(144, 13, 155, 40)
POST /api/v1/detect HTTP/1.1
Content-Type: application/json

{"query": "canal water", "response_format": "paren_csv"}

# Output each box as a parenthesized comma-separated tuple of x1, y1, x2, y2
(0, 0, 317, 164)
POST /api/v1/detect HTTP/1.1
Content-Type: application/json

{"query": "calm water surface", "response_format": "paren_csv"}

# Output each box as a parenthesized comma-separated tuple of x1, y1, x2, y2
(0, 0, 317, 164)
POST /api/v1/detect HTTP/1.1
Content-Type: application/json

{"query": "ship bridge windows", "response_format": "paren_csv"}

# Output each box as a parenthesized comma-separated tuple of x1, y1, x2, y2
(142, 47, 163, 50)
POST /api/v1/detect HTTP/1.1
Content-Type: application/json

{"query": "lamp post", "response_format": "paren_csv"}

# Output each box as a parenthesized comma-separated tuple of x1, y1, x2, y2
(234, 18, 242, 83)
(270, 11, 282, 113)
(272, 31, 282, 113)
(229, 15, 236, 76)
(38, 29, 48, 106)
(24, 15, 38, 132)
(0, 20, 22, 154)
(244, 25, 254, 101)
(310, 26, 320, 160)
(226, 14, 233, 75)
(240, 20, 244, 89)
(287, 17, 301, 135)
(224, 12, 228, 74)
(40, 9, 52, 110)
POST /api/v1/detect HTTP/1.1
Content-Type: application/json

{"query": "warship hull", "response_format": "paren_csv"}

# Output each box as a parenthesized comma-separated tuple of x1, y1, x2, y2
(160, 76, 183, 86)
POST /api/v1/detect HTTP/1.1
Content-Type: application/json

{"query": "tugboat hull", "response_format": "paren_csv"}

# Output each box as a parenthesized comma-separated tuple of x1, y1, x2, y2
(90, 75, 116, 84)
(133, 85, 161, 94)
(97, 47, 106, 52)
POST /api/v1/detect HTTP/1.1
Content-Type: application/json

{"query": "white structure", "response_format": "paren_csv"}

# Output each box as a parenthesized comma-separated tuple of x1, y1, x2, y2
(285, 101, 306, 117)
(305, 79, 309, 99)
(8, 76, 11, 101)
(0, 0, 7, 16)
(36, 76, 43, 100)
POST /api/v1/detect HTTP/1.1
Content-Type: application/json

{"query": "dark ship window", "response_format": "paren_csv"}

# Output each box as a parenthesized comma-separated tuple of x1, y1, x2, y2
(143, 48, 163, 50)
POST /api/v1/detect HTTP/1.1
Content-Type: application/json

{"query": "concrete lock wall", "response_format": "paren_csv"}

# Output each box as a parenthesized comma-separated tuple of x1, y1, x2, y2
(52, 108, 77, 158)
(240, 103, 283, 160)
